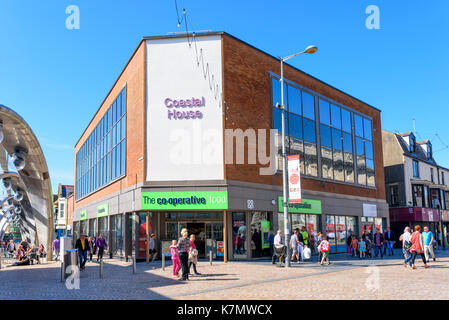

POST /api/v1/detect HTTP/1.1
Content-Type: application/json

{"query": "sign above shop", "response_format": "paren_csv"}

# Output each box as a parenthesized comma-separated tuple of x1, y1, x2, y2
(277, 197, 322, 214)
(165, 97, 205, 120)
(97, 204, 109, 218)
(363, 204, 377, 217)
(287, 155, 302, 203)
(141, 191, 228, 211)
(80, 210, 88, 221)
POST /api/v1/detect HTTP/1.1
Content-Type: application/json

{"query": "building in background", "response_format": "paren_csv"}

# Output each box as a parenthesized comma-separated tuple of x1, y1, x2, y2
(72, 32, 389, 260)
(382, 130, 449, 246)
(66, 193, 74, 237)
(53, 184, 74, 238)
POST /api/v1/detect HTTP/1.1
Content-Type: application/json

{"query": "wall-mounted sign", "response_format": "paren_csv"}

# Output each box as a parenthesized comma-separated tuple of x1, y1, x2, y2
(141, 191, 228, 210)
(80, 210, 88, 221)
(165, 97, 205, 120)
(363, 203, 377, 217)
(247, 199, 255, 210)
(277, 197, 322, 214)
(287, 155, 302, 203)
(97, 204, 109, 218)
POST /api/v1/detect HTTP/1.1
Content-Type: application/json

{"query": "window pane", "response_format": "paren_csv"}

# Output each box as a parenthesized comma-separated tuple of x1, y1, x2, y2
(287, 85, 301, 115)
(343, 132, 353, 153)
(335, 216, 346, 252)
(112, 101, 116, 124)
(366, 158, 375, 186)
(364, 118, 372, 141)
(111, 147, 116, 180)
(122, 87, 127, 115)
(341, 109, 352, 133)
(289, 113, 303, 140)
(344, 151, 354, 183)
(357, 156, 366, 185)
(320, 124, 332, 148)
(321, 147, 333, 179)
(304, 141, 318, 177)
(326, 215, 337, 252)
(331, 104, 341, 129)
(332, 128, 342, 151)
(273, 107, 282, 133)
(290, 138, 305, 175)
(121, 140, 126, 175)
(272, 78, 281, 107)
(354, 114, 364, 138)
(356, 137, 365, 156)
(303, 118, 316, 143)
(302, 91, 315, 120)
(365, 141, 373, 159)
(333, 148, 344, 181)
(121, 115, 126, 140)
(319, 99, 330, 125)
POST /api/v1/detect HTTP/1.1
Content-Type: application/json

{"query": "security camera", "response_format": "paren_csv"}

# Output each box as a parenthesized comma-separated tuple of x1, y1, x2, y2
(2, 178, 12, 190)
(14, 189, 23, 202)
(11, 148, 27, 171)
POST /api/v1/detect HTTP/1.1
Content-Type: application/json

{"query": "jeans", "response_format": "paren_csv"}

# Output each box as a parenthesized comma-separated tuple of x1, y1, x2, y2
(78, 250, 87, 269)
(386, 241, 394, 256)
(411, 251, 426, 265)
(97, 247, 104, 261)
(403, 248, 412, 266)
(374, 245, 383, 258)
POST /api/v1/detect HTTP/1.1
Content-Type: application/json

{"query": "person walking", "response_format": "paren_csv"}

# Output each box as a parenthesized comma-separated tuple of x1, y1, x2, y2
(373, 229, 384, 259)
(316, 232, 323, 264)
(384, 227, 395, 256)
(422, 226, 436, 262)
(290, 229, 299, 263)
(346, 232, 353, 256)
(53, 236, 60, 261)
(351, 236, 359, 258)
(188, 234, 201, 276)
(149, 234, 158, 262)
(318, 236, 331, 265)
(410, 225, 429, 269)
(88, 236, 94, 262)
(400, 226, 413, 268)
(170, 240, 181, 277)
(75, 234, 89, 271)
(359, 237, 367, 259)
(297, 228, 304, 262)
(271, 230, 284, 264)
(268, 232, 275, 257)
(92, 236, 97, 259)
(96, 234, 107, 262)
(300, 226, 309, 253)
(177, 228, 191, 281)
(38, 244, 46, 258)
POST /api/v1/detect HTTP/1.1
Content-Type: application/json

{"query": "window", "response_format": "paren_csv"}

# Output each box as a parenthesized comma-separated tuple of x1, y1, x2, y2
(76, 86, 127, 200)
(431, 168, 434, 183)
(442, 172, 445, 185)
(271, 76, 374, 186)
(409, 134, 416, 153)
(59, 202, 65, 219)
(412, 160, 419, 178)
(445, 191, 449, 210)
(427, 142, 432, 159)
(390, 185, 399, 206)
(412, 185, 424, 207)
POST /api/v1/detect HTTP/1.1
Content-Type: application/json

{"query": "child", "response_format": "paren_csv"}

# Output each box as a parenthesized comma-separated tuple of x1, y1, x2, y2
(318, 236, 331, 265)
(359, 237, 367, 259)
(170, 240, 180, 277)
(351, 236, 359, 258)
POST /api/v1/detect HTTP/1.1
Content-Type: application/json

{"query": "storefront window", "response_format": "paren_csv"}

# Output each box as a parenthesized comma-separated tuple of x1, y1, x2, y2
(80, 220, 88, 237)
(346, 216, 358, 238)
(326, 215, 336, 252)
(88, 218, 96, 238)
(250, 212, 271, 258)
(137, 213, 153, 259)
(232, 212, 247, 259)
(335, 216, 346, 252)
(73, 221, 80, 245)
(110, 215, 123, 257)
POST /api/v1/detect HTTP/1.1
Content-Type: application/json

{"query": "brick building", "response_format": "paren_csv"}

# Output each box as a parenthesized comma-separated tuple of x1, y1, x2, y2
(72, 32, 389, 260)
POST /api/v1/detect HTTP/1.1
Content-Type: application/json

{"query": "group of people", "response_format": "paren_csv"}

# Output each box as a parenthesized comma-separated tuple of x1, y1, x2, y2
(345, 228, 395, 259)
(169, 230, 201, 281)
(2, 239, 46, 265)
(66, 234, 108, 271)
(400, 225, 436, 269)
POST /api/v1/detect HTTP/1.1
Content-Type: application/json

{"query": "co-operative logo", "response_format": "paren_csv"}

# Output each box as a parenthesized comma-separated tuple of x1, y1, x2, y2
(142, 194, 226, 207)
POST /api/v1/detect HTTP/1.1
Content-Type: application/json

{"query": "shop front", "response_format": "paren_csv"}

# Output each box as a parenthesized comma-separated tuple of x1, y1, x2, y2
(442, 210, 449, 247)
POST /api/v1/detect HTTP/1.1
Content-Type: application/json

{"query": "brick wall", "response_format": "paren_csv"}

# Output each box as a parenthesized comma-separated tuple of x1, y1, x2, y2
(222, 34, 386, 200)
(74, 41, 147, 209)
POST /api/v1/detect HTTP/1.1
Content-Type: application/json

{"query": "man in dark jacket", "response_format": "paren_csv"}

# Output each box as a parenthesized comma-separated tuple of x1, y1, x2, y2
(384, 227, 395, 256)
(373, 229, 384, 259)
(75, 235, 89, 270)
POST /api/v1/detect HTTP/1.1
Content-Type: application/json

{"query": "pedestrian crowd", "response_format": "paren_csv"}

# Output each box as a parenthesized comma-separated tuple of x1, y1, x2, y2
(400, 225, 436, 269)
(0, 239, 46, 266)
(72, 233, 108, 271)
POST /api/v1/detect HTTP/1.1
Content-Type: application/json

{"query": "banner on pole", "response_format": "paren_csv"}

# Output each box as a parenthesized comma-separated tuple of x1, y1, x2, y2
(288, 155, 301, 204)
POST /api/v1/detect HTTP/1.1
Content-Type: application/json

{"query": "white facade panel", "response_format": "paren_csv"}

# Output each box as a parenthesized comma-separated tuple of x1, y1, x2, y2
(146, 36, 224, 181)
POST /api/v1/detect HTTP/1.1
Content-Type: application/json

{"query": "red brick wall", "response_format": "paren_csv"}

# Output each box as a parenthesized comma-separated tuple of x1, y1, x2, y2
(222, 34, 386, 200)
(74, 41, 147, 209)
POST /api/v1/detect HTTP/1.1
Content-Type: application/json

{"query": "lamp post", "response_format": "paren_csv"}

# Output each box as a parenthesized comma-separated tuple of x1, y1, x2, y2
(279, 45, 317, 268)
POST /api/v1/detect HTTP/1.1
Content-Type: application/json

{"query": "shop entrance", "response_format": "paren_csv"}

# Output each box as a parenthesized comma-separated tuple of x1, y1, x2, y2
(186, 223, 206, 258)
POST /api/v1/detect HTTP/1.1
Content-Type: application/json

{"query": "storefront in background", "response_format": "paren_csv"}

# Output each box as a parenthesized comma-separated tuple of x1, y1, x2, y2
(442, 210, 449, 247)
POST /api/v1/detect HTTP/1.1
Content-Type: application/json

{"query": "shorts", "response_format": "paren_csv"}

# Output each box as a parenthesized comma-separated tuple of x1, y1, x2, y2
(321, 251, 329, 259)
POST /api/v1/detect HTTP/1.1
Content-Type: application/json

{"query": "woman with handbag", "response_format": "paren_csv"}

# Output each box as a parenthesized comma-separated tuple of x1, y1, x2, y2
(410, 225, 429, 270)
(188, 234, 201, 276)
(177, 228, 191, 281)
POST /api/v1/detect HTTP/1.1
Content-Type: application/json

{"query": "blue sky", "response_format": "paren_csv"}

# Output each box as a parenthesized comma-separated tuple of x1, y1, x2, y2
(0, 0, 448, 190)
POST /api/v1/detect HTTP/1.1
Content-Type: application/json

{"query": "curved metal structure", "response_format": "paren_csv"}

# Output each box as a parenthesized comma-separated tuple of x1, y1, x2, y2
(0, 104, 54, 259)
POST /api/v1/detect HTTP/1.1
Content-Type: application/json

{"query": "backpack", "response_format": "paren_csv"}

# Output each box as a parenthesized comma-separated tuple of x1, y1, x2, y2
(404, 240, 412, 252)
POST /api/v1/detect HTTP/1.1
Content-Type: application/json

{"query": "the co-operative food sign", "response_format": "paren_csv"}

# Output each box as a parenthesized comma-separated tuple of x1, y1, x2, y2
(141, 191, 228, 210)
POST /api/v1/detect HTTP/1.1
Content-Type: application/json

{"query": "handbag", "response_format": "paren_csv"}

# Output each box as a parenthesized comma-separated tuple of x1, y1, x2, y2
(303, 246, 311, 259)
(188, 248, 198, 261)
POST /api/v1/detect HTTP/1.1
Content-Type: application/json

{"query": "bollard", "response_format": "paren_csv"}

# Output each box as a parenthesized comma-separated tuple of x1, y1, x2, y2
(162, 253, 165, 271)
(209, 250, 212, 266)
(60, 261, 65, 282)
(132, 255, 136, 274)
(100, 259, 104, 279)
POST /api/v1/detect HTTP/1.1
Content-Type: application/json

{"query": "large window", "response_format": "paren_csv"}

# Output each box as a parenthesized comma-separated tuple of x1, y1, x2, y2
(390, 185, 399, 207)
(412, 160, 419, 178)
(76, 87, 127, 200)
(272, 76, 373, 187)
(412, 184, 424, 207)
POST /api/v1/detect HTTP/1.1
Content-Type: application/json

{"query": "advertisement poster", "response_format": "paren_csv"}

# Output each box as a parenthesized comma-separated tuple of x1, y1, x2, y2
(261, 220, 271, 249)
(217, 241, 224, 257)
(288, 155, 301, 203)
(161, 240, 172, 257)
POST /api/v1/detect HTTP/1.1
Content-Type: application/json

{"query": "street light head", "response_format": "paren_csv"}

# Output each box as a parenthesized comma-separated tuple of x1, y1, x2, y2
(304, 45, 318, 54)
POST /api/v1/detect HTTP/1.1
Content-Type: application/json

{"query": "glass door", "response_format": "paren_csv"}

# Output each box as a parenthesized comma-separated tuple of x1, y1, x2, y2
(232, 212, 247, 259)
(186, 223, 206, 258)
(206, 222, 224, 260)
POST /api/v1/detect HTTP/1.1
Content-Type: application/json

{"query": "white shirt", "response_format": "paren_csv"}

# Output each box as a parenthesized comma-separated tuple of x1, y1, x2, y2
(274, 234, 282, 246)
(402, 232, 411, 247)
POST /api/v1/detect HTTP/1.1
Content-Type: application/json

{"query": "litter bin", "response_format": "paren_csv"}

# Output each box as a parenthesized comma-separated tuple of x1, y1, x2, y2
(63, 249, 79, 279)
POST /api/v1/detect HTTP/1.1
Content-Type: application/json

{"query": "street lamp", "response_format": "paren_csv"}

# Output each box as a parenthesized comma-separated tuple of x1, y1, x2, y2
(278, 45, 318, 268)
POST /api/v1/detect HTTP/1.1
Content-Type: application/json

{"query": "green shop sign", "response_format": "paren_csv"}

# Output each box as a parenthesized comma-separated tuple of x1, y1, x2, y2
(97, 204, 109, 218)
(277, 197, 322, 214)
(141, 191, 228, 210)
(80, 210, 88, 221)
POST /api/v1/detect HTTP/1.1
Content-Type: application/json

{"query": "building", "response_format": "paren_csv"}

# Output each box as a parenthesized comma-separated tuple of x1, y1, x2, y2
(66, 193, 74, 237)
(72, 32, 389, 260)
(53, 184, 74, 238)
(382, 130, 449, 246)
